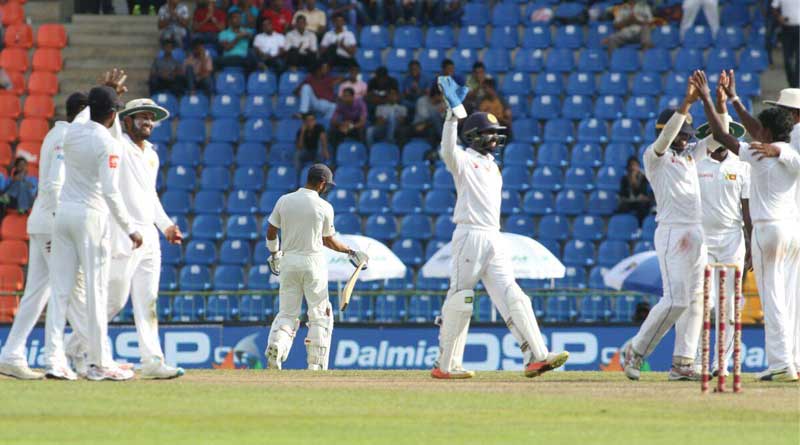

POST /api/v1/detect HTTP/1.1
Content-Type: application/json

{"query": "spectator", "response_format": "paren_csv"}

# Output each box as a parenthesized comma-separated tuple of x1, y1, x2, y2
(367, 66, 399, 109)
(253, 18, 286, 73)
(285, 15, 318, 71)
(158, 0, 191, 47)
(680, 0, 719, 40)
(185, 40, 214, 96)
(192, 0, 227, 45)
(293, 0, 327, 35)
(431, 59, 463, 92)
(237, 0, 261, 29)
(478, 78, 512, 127)
(217, 9, 256, 71)
(400, 60, 428, 112)
(328, 0, 368, 28)
(1, 158, 35, 214)
(396, 0, 423, 25)
(0, 68, 11, 91)
(368, 89, 409, 145)
(601, 0, 653, 50)
(298, 62, 338, 121)
(411, 87, 446, 146)
(772, 0, 800, 88)
(337, 64, 367, 99)
(261, 0, 293, 33)
(429, 0, 463, 26)
(617, 156, 654, 222)
(364, 0, 394, 25)
(464, 61, 491, 111)
(320, 13, 357, 69)
(149, 38, 186, 96)
(329, 87, 367, 148)
(295, 113, 330, 170)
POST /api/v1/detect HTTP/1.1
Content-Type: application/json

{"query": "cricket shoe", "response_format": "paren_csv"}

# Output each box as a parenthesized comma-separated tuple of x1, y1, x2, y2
(266, 344, 282, 370)
(140, 358, 184, 380)
(622, 343, 643, 381)
(45, 364, 78, 381)
(669, 364, 701, 381)
(0, 361, 44, 380)
(86, 364, 134, 381)
(524, 351, 570, 378)
(431, 367, 475, 379)
(67, 352, 88, 378)
(756, 367, 799, 382)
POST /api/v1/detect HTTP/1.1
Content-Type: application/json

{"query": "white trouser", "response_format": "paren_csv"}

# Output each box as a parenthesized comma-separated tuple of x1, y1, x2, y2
(692, 229, 745, 370)
(632, 224, 707, 360)
(0, 234, 87, 366)
(267, 254, 332, 369)
(45, 205, 114, 368)
(751, 220, 800, 372)
(437, 226, 549, 373)
(680, 0, 719, 38)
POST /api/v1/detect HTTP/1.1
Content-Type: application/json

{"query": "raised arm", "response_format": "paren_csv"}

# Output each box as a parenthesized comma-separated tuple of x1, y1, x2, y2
(721, 70, 763, 139)
(652, 80, 698, 156)
(692, 70, 741, 155)
(437, 76, 469, 173)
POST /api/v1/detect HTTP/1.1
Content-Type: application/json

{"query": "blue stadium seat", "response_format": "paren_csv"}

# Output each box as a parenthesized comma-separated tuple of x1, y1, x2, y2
(565, 167, 594, 191)
(586, 23, 612, 49)
(360, 25, 390, 49)
(194, 190, 224, 214)
(613, 295, 648, 322)
(171, 295, 205, 321)
(625, 96, 657, 120)
(556, 266, 588, 289)
(597, 72, 628, 96)
(211, 94, 241, 119)
(499, 166, 530, 192)
(522, 25, 551, 49)
(417, 276, 449, 292)
(433, 215, 455, 240)
(503, 142, 535, 167)
(554, 1, 584, 22)
(159, 266, 178, 291)
(328, 189, 357, 213)
(631, 72, 663, 96)
(200, 167, 231, 191)
(374, 295, 406, 322)
(214, 266, 245, 291)
(365, 214, 397, 241)
(633, 240, 654, 254)
(543, 119, 573, 144)
(562, 95, 592, 120)
(386, 48, 414, 72)
(722, 6, 749, 26)
(522, 190, 555, 215)
(500, 71, 532, 95)
(544, 295, 577, 322)
(161, 238, 182, 266)
(206, 295, 239, 321)
(359, 189, 390, 214)
(492, 1, 520, 25)
(586, 190, 619, 216)
(462, 2, 489, 26)
(716, 26, 744, 49)
(604, 143, 635, 169)
(176, 118, 206, 143)
(505, 94, 528, 118)
(610, 119, 643, 144)
(511, 118, 540, 144)
(275, 95, 299, 116)
(419, 48, 445, 73)
(391, 189, 422, 214)
(576, 49, 607, 72)
(652, 25, 679, 48)
(170, 142, 200, 167)
(578, 295, 612, 322)
(597, 240, 630, 267)
(490, 25, 518, 49)
(335, 166, 365, 191)
(247, 71, 277, 95)
(563, 239, 596, 267)
(393, 26, 423, 49)
(664, 72, 689, 97)
(555, 189, 584, 216)
(674, 48, 704, 71)
(566, 72, 596, 96)
(504, 214, 535, 235)
(483, 47, 511, 73)
(683, 25, 713, 49)
(736, 71, 760, 97)
(209, 118, 239, 143)
(179, 94, 209, 118)
(191, 215, 223, 240)
(336, 141, 368, 166)
(534, 72, 563, 95)
(642, 48, 671, 73)
(545, 48, 574, 72)
(366, 166, 398, 191)
(408, 295, 441, 322)
(530, 166, 563, 192)
(425, 26, 454, 49)
(152, 92, 178, 117)
(185, 240, 217, 265)
(536, 143, 568, 168)
(278, 71, 304, 95)
(338, 292, 373, 322)
(401, 139, 431, 166)
(356, 48, 382, 72)
(538, 214, 569, 241)
(739, 47, 768, 72)
(369, 142, 400, 167)
(149, 120, 172, 143)
(203, 142, 234, 167)
(607, 214, 641, 241)
(335, 213, 362, 234)
(399, 214, 432, 240)
(451, 48, 478, 72)
(243, 117, 272, 143)
(425, 239, 447, 260)
(706, 49, 737, 73)
(595, 166, 622, 192)
(161, 190, 190, 216)
(227, 189, 258, 215)
(392, 238, 424, 266)
(266, 166, 297, 191)
(423, 189, 454, 215)
(233, 167, 264, 192)
(226, 215, 258, 240)
(570, 143, 602, 169)
(572, 215, 604, 241)
(514, 48, 545, 72)
(577, 117, 609, 144)
(401, 164, 432, 191)
(529, 95, 560, 120)
(555, 24, 583, 49)
(215, 71, 245, 95)
(588, 266, 607, 289)
(432, 166, 454, 190)
(255, 191, 281, 216)
(609, 48, 640, 72)
(166, 166, 196, 191)
(235, 142, 267, 167)
(502, 189, 522, 215)
(239, 294, 269, 321)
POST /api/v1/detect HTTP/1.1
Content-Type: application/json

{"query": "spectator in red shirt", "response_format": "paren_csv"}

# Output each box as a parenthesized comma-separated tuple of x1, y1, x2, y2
(297, 61, 339, 122)
(261, 0, 293, 33)
(192, 0, 227, 45)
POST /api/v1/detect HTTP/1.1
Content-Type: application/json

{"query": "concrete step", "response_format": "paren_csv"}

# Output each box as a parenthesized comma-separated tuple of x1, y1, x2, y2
(25, 1, 62, 24)
(64, 23, 158, 35)
(63, 46, 158, 60)
(59, 67, 150, 84)
(66, 57, 152, 70)
(66, 32, 156, 47)
(72, 14, 157, 25)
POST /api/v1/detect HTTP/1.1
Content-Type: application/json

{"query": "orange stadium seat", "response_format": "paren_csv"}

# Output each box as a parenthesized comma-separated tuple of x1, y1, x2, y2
(0, 119, 18, 143)
(15, 141, 41, 164)
(26, 162, 38, 178)
(0, 2, 25, 26)
(18, 118, 48, 143)
(0, 240, 28, 265)
(23, 95, 54, 119)
(36, 24, 67, 49)
(27, 71, 58, 95)
(0, 95, 21, 119)
(0, 48, 29, 72)
(0, 142, 12, 168)
(0, 265, 23, 322)
(3, 23, 33, 48)
(2, 70, 26, 96)
(32, 48, 62, 72)
(0, 213, 28, 241)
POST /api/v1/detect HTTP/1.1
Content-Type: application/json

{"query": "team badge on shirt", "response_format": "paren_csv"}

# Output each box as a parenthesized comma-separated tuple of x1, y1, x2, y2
(109, 154, 119, 168)
(725, 173, 737, 181)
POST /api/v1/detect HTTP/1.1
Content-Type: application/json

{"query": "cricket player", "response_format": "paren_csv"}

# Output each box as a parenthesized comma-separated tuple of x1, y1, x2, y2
(44, 86, 143, 382)
(694, 70, 800, 382)
(432, 76, 569, 379)
(622, 79, 724, 381)
(265, 164, 368, 370)
(0, 93, 91, 380)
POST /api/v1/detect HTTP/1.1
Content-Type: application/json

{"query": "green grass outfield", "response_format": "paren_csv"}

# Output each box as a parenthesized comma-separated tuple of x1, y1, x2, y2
(0, 370, 797, 445)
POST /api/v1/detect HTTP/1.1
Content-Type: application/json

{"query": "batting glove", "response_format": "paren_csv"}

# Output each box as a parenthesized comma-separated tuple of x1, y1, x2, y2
(437, 76, 469, 119)
(348, 250, 369, 270)
(267, 251, 283, 276)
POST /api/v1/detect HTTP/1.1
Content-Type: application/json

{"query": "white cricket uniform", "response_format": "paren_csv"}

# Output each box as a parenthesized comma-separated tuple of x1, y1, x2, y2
(680, 0, 719, 39)
(790, 123, 800, 212)
(45, 119, 134, 369)
(267, 188, 336, 369)
(694, 151, 750, 369)
(739, 141, 800, 373)
(635, 112, 710, 360)
(0, 121, 88, 366)
(435, 112, 549, 373)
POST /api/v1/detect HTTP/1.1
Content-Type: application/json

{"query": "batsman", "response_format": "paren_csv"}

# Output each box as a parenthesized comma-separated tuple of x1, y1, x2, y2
(432, 76, 569, 379)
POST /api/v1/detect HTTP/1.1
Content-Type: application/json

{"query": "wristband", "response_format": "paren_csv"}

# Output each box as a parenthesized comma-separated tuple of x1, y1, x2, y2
(729, 96, 740, 104)
(267, 237, 279, 253)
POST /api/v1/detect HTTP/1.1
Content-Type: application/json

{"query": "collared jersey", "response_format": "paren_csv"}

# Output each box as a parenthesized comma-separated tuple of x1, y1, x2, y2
(440, 117, 502, 230)
(27, 121, 68, 235)
(697, 151, 750, 233)
(268, 188, 335, 256)
(738, 141, 800, 222)
(643, 138, 709, 225)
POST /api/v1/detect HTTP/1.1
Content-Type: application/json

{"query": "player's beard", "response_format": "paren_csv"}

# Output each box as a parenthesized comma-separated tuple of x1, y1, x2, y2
(130, 117, 153, 141)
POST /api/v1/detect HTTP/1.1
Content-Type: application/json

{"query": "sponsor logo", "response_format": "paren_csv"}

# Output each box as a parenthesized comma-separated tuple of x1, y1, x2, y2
(109, 154, 119, 168)
(725, 173, 737, 180)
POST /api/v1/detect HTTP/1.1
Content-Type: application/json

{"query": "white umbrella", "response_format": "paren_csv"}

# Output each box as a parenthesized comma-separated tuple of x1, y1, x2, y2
(603, 250, 660, 293)
(421, 232, 566, 280)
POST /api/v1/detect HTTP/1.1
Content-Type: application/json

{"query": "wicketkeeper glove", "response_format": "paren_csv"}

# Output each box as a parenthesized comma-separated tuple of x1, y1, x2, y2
(267, 251, 283, 276)
(437, 76, 469, 119)
(348, 250, 369, 270)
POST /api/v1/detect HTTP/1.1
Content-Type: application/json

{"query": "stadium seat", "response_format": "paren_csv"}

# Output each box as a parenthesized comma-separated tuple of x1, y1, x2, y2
(399, 214, 432, 240)
(529, 95, 560, 120)
(425, 26, 454, 49)
(408, 295, 441, 322)
(674, 48, 704, 71)
(206, 295, 239, 321)
(736, 71, 760, 97)
(170, 142, 200, 167)
(538, 214, 569, 241)
(534, 143, 566, 168)
(202, 142, 234, 168)
(401, 139, 431, 166)
(534, 72, 563, 95)
(425, 239, 447, 261)
(607, 214, 641, 241)
(554, 2, 585, 23)
(366, 166, 398, 191)
(562, 95, 592, 121)
(243, 94, 273, 119)
(152, 92, 178, 117)
(542, 119, 573, 144)
(207, 119, 239, 144)
(185, 240, 217, 265)
(227, 189, 258, 215)
(490, 25, 518, 49)
(570, 143, 602, 169)
(374, 295, 406, 322)
(360, 25, 390, 49)
(451, 48, 478, 72)
(276, 95, 299, 117)
(502, 189, 522, 214)
(597, 240, 630, 267)
(492, 1, 520, 26)
(598, 72, 627, 96)
(179, 94, 209, 118)
(2, 70, 24, 95)
(522, 25, 551, 49)
(577, 118, 608, 144)
(609, 48, 639, 72)
(502, 166, 531, 191)
(706, 49, 737, 74)
(578, 295, 613, 322)
(211, 94, 241, 118)
(545, 48, 574, 72)
(683, 25, 713, 49)
(652, 25, 679, 48)
(500, 71, 532, 95)
(391, 189, 422, 214)
(392, 238, 424, 266)
(400, 164, 432, 191)
(176, 118, 206, 143)
(572, 215, 604, 241)
(214, 266, 245, 291)
(503, 143, 535, 167)
(634, 240, 654, 254)
(0, 48, 27, 72)
(19, 118, 48, 143)
(191, 215, 224, 240)
(595, 166, 622, 192)
(423, 189, 454, 215)
(246, 71, 277, 95)
(739, 47, 768, 73)
(576, 49, 607, 72)
(264, 143, 292, 167)
(335, 213, 362, 234)
(432, 166, 454, 190)
(0, 240, 27, 265)
(393, 26, 423, 49)
(433, 215, 455, 240)
(522, 190, 554, 216)
(358, 189, 390, 214)
(563, 239, 596, 267)
(0, 143, 11, 168)
(566, 72, 596, 96)
(165, 166, 196, 191)
(278, 71, 303, 95)
(334, 166, 365, 191)
(161, 190, 190, 216)
(642, 48, 671, 73)
(510, 118, 540, 144)
(194, 190, 224, 214)
(556, 266, 588, 289)
(604, 143, 635, 169)
(514, 48, 545, 73)
(226, 215, 259, 240)
(504, 214, 535, 236)
(200, 167, 230, 191)
(231, 167, 263, 192)
(160, 266, 178, 291)
(625, 96, 657, 120)
(716, 26, 744, 49)
(555, 25, 583, 49)
(610, 119, 643, 144)
(555, 189, 584, 216)
(36, 24, 67, 48)
(385, 48, 413, 72)
(641, 215, 657, 242)
(664, 72, 689, 97)
(544, 295, 578, 322)
(369, 142, 400, 167)
(328, 189, 357, 214)
(483, 47, 511, 73)
(336, 141, 368, 166)
(586, 23, 612, 48)
(613, 295, 649, 322)
(530, 166, 563, 192)
(419, 48, 445, 73)
(365, 214, 397, 241)
(242, 117, 270, 143)
(631, 72, 663, 96)
(238, 294, 270, 321)
(215, 71, 246, 95)
(4, 24, 32, 49)
(0, 96, 20, 119)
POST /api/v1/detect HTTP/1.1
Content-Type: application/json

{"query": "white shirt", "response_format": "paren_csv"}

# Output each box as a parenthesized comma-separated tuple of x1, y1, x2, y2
(791, 122, 800, 212)
(253, 32, 286, 58)
(644, 138, 709, 225)
(268, 188, 335, 257)
(738, 141, 800, 222)
(110, 134, 173, 256)
(697, 151, 750, 235)
(27, 121, 69, 235)
(440, 115, 502, 231)
(285, 29, 318, 54)
(772, 0, 800, 25)
(58, 119, 133, 235)
(320, 27, 356, 58)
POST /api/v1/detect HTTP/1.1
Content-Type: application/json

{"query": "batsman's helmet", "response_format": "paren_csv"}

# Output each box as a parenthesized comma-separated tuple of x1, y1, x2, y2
(461, 112, 507, 151)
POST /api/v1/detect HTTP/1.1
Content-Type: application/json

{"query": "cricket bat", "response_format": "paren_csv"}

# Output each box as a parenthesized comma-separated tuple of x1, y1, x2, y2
(340, 259, 367, 312)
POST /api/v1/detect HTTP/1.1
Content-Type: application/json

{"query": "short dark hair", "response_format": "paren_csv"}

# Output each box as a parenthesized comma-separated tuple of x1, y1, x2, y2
(65, 92, 89, 122)
(332, 13, 344, 21)
(482, 78, 496, 89)
(626, 156, 640, 168)
(472, 61, 485, 71)
(408, 60, 420, 68)
(302, 112, 315, 120)
(442, 58, 454, 68)
(375, 66, 388, 77)
(757, 107, 794, 143)
(342, 87, 355, 96)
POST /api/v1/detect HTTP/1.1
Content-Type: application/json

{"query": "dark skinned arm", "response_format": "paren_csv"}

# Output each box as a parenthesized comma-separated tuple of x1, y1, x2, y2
(741, 198, 753, 271)
(323, 236, 354, 255)
(722, 70, 764, 139)
(692, 70, 740, 155)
